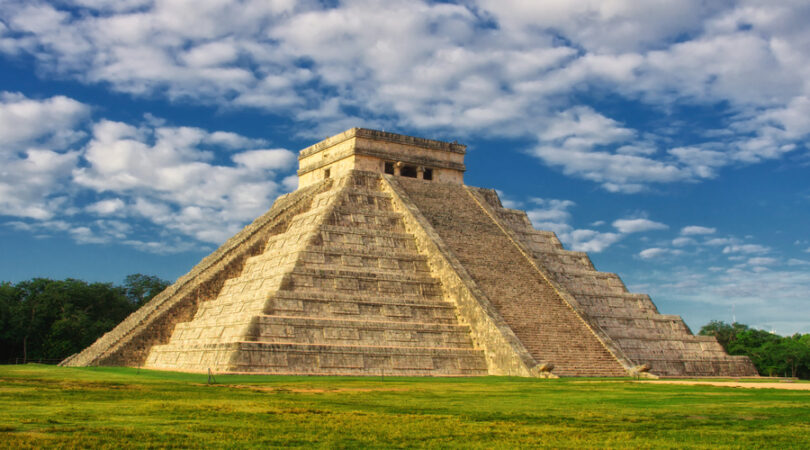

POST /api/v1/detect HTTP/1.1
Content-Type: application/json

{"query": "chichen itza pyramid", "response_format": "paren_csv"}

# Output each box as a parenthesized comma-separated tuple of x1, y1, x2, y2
(62, 128, 757, 377)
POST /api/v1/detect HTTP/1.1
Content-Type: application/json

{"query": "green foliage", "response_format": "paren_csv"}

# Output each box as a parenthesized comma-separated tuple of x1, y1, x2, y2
(123, 273, 170, 307)
(0, 274, 169, 363)
(1, 365, 809, 448)
(700, 321, 810, 379)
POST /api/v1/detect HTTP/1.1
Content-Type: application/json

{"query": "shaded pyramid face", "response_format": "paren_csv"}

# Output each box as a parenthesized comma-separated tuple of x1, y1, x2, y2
(63, 129, 758, 377)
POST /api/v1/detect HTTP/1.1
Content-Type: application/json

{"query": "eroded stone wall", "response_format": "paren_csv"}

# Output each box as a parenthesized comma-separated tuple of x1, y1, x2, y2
(472, 187, 758, 377)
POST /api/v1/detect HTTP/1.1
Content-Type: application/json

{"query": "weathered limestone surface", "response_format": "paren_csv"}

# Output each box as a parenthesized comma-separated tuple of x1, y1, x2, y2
(65, 128, 757, 378)
(61, 181, 329, 368)
(143, 171, 488, 376)
(472, 188, 758, 377)
(394, 177, 628, 377)
(382, 174, 553, 377)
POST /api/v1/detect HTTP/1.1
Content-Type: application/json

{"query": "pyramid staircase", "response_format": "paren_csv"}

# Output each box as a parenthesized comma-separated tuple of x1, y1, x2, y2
(472, 188, 757, 377)
(144, 172, 488, 375)
(392, 177, 628, 377)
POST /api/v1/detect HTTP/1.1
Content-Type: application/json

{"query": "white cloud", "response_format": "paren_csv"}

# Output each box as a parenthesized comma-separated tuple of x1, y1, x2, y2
(568, 229, 622, 253)
(722, 244, 770, 255)
(639, 247, 667, 260)
(0, 93, 296, 251)
(1, 1, 809, 193)
(473, 0, 718, 53)
(613, 218, 668, 234)
(0, 93, 88, 220)
(672, 237, 696, 247)
(525, 196, 622, 253)
(747, 257, 777, 267)
(526, 197, 670, 253)
(72, 119, 296, 244)
(530, 107, 692, 193)
(232, 149, 296, 170)
(2, 2, 810, 262)
(0, 92, 89, 149)
(86, 198, 125, 216)
(681, 225, 716, 235)
(526, 198, 575, 224)
(631, 264, 810, 335)
(705, 237, 733, 246)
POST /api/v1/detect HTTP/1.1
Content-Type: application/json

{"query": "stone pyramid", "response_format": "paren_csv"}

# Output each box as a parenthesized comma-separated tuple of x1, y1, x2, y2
(62, 128, 757, 377)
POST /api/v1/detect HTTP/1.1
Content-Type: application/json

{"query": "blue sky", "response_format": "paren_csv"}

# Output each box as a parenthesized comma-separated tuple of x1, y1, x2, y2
(1, 0, 809, 335)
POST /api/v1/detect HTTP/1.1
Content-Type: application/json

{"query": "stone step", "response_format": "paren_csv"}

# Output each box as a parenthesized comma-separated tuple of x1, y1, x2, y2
(147, 341, 488, 376)
(286, 265, 439, 284)
(339, 190, 395, 213)
(325, 208, 405, 231)
(266, 289, 458, 324)
(517, 232, 565, 251)
(593, 314, 688, 326)
(577, 306, 660, 318)
(301, 244, 428, 261)
(546, 269, 628, 293)
(598, 322, 694, 339)
(551, 365, 628, 377)
(570, 293, 659, 316)
(615, 337, 726, 352)
(297, 248, 430, 274)
(647, 357, 758, 377)
(281, 267, 442, 297)
(216, 270, 288, 298)
(313, 225, 418, 252)
(282, 204, 333, 228)
(532, 248, 590, 261)
(342, 186, 393, 199)
(528, 250, 595, 272)
(243, 316, 474, 348)
(270, 287, 446, 305)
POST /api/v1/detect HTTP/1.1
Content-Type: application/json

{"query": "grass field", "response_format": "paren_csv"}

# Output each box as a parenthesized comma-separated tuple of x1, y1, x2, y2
(1, 365, 809, 448)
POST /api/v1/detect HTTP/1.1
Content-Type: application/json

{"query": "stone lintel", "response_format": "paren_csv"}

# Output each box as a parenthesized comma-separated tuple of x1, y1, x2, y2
(297, 128, 467, 188)
(299, 128, 466, 158)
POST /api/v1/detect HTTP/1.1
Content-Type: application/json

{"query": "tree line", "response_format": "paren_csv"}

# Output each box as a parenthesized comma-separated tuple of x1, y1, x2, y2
(1, 275, 808, 378)
(699, 321, 810, 379)
(0, 275, 169, 364)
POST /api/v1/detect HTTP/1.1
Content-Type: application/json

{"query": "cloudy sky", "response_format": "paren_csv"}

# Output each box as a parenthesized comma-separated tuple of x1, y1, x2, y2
(1, 0, 809, 334)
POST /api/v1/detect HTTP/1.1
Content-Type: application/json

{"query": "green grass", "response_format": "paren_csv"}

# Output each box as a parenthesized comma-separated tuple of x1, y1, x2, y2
(1, 365, 809, 448)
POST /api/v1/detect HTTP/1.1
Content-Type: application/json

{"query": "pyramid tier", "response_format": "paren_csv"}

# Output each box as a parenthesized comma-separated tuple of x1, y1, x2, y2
(248, 316, 473, 347)
(569, 292, 660, 316)
(265, 290, 459, 324)
(165, 315, 473, 348)
(147, 341, 487, 376)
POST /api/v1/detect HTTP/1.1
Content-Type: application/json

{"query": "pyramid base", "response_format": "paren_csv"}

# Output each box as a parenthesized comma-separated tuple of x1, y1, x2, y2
(146, 341, 489, 377)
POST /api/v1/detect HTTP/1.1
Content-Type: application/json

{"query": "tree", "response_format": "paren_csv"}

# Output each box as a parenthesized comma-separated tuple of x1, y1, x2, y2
(123, 274, 170, 307)
(698, 320, 749, 350)
(700, 320, 810, 379)
(0, 274, 170, 363)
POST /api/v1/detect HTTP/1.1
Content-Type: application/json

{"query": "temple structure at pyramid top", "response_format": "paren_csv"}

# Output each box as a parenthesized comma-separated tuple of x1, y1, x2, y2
(297, 128, 467, 187)
(63, 128, 758, 378)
